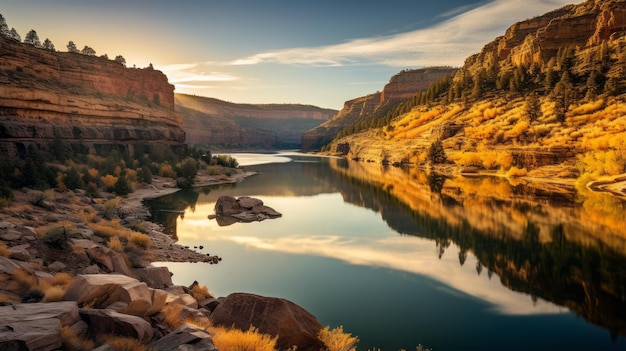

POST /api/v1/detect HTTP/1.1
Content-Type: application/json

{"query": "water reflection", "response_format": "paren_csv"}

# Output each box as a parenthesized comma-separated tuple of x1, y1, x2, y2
(146, 154, 626, 346)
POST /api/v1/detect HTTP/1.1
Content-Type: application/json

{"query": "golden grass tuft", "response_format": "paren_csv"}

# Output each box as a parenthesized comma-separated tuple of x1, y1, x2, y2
(12, 268, 39, 291)
(48, 272, 74, 287)
(162, 303, 184, 330)
(318, 325, 359, 351)
(0, 242, 9, 257)
(0, 291, 19, 303)
(190, 283, 213, 301)
(107, 236, 124, 252)
(43, 285, 67, 302)
(60, 325, 96, 351)
(128, 232, 151, 249)
(210, 326, 278, 351)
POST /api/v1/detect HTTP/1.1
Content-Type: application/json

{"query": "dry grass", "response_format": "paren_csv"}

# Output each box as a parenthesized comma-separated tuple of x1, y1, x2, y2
(190, 282, 213, 301)
(43, 285, 67, 302)
(128, 232, 151, 249)
(59, 325, 96, 351)
(210, 326, 278, 351)
(12, 268, 39, 291)
(162, 303, 184, 330)
(318, 325, 359, 351)
(48, 272, 74, 287)
(107, 236, 124, 252)
(0, 291, 19, 303)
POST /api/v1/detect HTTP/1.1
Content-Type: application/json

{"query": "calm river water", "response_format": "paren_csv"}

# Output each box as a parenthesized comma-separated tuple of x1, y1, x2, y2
(148, 152, 626, 351)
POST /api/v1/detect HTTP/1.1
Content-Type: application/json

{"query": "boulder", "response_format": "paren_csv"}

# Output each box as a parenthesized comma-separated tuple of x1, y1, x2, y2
(8, 244, 30, 261)
(209, 293, 324, 351)
(212, 196, 281, 226)
(80, 309, 153, 343)
(0, 301, 80, 351)
(151, 323, 217, 351)
(63, 274, 164, 317)
(0, 256, 26, 275)
(134, 266, 173, 289)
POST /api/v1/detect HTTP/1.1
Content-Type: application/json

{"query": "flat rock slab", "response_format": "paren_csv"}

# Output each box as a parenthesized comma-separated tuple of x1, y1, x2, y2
(151, 323, 217, 351)
(80, 309, 153, 344)
(0, 301, 80, 351)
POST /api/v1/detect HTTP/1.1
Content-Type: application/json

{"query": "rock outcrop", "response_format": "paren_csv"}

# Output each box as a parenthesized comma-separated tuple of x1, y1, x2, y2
(210, 292, 325, 351)
(175, 94, 337, 148)
(210, 195, 282, 226)
(301, 67, 456, 151)
(0, 35, 185, 159)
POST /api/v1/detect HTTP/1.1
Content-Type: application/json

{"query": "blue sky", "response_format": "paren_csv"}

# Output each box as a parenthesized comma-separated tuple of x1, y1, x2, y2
(2, 0, 575, 109)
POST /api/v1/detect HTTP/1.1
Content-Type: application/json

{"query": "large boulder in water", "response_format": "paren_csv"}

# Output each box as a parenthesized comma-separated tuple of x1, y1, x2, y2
(209, 293, 324, 351)
(212, 196, 282, 226)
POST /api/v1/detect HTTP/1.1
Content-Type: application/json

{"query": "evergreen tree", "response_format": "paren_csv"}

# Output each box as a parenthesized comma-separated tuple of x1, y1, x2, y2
(428, 139, 447, 165)
(42, 38, 55, 51)
(113, 173, 130, 196)
(24, 29, 42, 47)
(526, 94, 541, 122)
(67, 41, 79, 53)
(81, 46, 96, 56)
(114, 55, 126, 66)
(0, 14, 10, 37)
(9, 28, 20, 41)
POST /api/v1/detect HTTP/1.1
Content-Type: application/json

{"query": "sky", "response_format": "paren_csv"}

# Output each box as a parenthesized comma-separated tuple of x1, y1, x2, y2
(2, 0, 577, 109)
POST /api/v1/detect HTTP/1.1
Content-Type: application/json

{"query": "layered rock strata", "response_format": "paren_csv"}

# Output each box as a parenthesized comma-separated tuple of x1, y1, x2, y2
(0, 35, 185, 159)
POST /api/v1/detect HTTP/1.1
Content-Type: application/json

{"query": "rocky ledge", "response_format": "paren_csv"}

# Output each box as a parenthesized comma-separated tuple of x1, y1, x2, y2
(0, 169, 326, 351)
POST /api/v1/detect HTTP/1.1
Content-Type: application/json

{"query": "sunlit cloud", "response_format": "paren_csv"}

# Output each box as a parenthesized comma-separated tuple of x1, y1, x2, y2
(156, 62, 240, 86)
(227, 0, 574, 68)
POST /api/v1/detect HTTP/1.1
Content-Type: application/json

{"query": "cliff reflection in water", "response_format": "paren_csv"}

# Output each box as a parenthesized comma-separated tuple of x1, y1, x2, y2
(328, 158, 626, 338)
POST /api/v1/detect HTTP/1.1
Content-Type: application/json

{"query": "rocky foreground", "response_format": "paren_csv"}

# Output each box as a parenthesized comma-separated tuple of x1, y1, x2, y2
(0, 169, 327, 351)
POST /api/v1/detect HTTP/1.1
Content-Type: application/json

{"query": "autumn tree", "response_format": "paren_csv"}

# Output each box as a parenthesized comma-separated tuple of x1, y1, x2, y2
(24, 29, 42, 47)
(525, 94, 541, 122)
(553, 71, 573, 123)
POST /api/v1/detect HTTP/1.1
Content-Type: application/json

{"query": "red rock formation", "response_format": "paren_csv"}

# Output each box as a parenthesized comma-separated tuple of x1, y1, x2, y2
(301, 67, 456, 151)
(0, 35, 184, 158)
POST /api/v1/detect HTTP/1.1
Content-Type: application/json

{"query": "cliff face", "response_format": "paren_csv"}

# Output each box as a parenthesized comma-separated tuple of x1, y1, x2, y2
(0, 35, 184, 159)
(327, 0, 626, 171)
(301, 67, 456, 151)
(175, 94, 336, 149)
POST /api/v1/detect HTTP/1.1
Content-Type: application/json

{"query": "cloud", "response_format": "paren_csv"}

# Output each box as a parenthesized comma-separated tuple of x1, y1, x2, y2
(156, 62, 240, 85)
(228, 0, 574, 68)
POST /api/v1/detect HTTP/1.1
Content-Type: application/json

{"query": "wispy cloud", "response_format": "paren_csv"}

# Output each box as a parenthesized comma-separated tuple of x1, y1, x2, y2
(156, 62, 240, 86)
(228, 0, 574, 68)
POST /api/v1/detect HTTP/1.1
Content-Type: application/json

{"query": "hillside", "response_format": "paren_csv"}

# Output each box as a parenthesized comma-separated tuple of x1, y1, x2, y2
(0, 35, 184, 159)
(301, 67, 456, 151)
(175, 94, 336, 149)
(324, 0, 626, 181)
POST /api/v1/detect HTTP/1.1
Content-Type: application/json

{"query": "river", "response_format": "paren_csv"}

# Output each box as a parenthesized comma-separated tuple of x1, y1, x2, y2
(148, 152, 626, 350)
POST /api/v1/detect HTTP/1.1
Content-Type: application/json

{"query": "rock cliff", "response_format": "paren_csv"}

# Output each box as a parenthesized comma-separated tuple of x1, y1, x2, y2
(0, 35, 184, 159)
(175, 94, 336, 149)
(301, 67, 456, 151)
(325, 0, 626, 172)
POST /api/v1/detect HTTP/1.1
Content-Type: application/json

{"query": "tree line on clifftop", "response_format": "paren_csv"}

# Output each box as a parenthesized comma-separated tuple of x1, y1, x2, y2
(324, 38, 626, 149)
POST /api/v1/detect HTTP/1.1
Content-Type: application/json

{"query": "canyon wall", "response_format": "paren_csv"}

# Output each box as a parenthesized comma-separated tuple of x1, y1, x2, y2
(175, 94, 337, 149)
(0, 35, 184, 159)
(301, 67, 456, 151)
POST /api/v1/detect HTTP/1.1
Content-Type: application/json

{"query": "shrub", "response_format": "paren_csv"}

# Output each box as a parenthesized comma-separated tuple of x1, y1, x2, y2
(113, 174, 130, 196)
(137, 167, 152, 184)
(42, 223, 74, 249)
(100, 174, 118, 191)
(162, 303, 184, 330)
(103, 197, 122, 219)
(506, 166, 528, 177)
(210, 326, 278, 351)
(318, 325, 359, 351)
(215, 155, 239, 168)
(427, 139, 447, 165)
(159, 163, 177, 178)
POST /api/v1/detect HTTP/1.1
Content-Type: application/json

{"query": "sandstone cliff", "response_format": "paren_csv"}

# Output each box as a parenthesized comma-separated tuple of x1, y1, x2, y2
(175, 94, 336, 149)
(301, 67, 456, 151)
(0, 35, 184, 159)
(325, 0, 626, 175)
